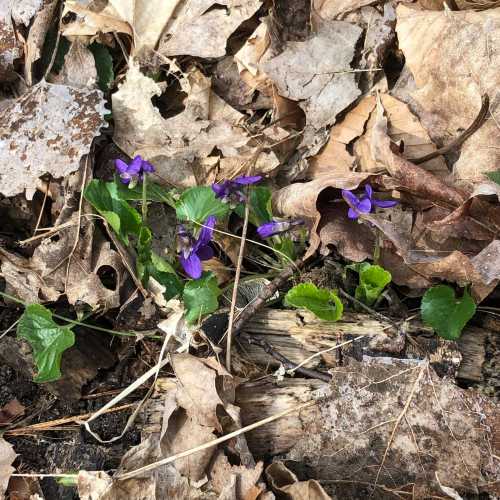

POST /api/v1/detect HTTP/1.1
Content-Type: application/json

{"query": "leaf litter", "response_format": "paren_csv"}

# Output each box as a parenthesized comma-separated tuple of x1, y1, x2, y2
(0, 0, 499, 499)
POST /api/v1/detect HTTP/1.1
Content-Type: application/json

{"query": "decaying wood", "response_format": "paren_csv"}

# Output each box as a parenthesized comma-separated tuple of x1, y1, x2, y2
(238, 309, 488, 382)
(236, 360, 499, 499)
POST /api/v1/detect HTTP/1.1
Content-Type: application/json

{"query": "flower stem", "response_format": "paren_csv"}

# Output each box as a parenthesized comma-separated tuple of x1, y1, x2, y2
(142, 174, 148, 224)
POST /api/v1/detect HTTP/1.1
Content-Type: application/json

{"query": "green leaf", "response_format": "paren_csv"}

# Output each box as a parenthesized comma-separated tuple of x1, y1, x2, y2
(84, 180, 142, 244)
(285, 283, 343, 321)
(183, 272, 221, 324)
(352, 263, 392, 306)
(176, 187, 229, 225)
(273, 237, 296, 262)
(114, 176, 176, 206)
(88, 43, 114, 91)
(486, 170, 500, 185)
(421, 285, 476, 340)
(136, 227, 183, 300)
(17, 304, 75, 383)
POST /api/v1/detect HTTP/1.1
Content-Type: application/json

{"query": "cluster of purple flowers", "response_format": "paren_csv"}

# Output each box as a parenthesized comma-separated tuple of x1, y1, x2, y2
(115, 158, 397, 280)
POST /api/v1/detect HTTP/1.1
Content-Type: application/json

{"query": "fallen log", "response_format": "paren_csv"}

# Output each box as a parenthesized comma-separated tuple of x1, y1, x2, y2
(237, 309, 489, 382)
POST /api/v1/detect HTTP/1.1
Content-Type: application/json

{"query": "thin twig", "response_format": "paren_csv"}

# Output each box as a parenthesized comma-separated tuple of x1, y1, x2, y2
(231, 257, 306, 335)
(338, 288, 396, 326)
(239, 333, 332, 382)
(410, 94, 489, 164)
(5, 403, 135, 436)
(226, 191, 250, 372)
(116, 399, 317, 480)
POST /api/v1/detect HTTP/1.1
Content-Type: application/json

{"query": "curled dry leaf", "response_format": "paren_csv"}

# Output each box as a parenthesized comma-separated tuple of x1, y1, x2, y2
(0, 437, 16, 499)
(272, 172, 371, 258)
(266, 461, 333, 500)
(1, 171, 126, 311)
(263, 21, 362, 129)
(112, 62, 284, 188)
(158, 0, 262, 59)
(395, 5, 500, 185)
(0, 81, 106, 197)
(24, 0, 58, 86)
(100, 355, 263, 499)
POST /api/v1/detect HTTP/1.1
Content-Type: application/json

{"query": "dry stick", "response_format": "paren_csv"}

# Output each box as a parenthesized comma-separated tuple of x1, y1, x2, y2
(240, 333, 332, 382)
(5, 403, 135, 436)
(338, 288, 396, 326)
(225, 192, 250, 371)
(116, 399, 317, 481)
(410, 94, 490, 165)
(371, 363, 426, 494)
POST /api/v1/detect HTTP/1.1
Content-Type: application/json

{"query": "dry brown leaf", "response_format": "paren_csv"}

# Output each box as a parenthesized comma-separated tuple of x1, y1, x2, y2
(0, 1, 23, 80)
(0, 437, 16, 499)
(0, 81, 106, 197)
(1, 171, 127, 310)
(262, 21, 362, 129)
(24, 0, 58, 86)
(0, 399, 25, 426)
(396, 5, 500, 185)
(273, 172, 371, 258)
(234, 19, 273, 95)
(49, 41, 97, 88)
(158, 0, 262, 59)
(354, 94, 449, 178)
(307, 97, 375, 178)
(1, 0, 48, 79)
(266, 462, 332, 500)
(62, 0, 177, 55)
(314, 0, 380, 19)
(371, 96, 467, 207)
(112, 63, 283, 188)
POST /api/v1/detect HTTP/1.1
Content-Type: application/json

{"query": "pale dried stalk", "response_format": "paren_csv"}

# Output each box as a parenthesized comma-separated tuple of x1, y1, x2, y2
(116, 399, 317, 480)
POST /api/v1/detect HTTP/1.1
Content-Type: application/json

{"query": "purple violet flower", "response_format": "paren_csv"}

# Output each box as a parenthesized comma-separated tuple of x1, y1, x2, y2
(212, 175, 262, 203)
(257, 219, 304, 238)
(177, 216, 216, 279)
(115, 155, 155, 186)
(341, 184, 397, 220)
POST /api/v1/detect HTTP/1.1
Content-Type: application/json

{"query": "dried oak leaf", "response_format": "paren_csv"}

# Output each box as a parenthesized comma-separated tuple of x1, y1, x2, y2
(396, 5, 500, 185)
(0, 399, 24, 425)
(158, 0, 262, 59)
(354, 93, 449, 178)
(262, 20, 362, 129)
(0, 81, 106, 197)
(112, 63, 284, 188)
(49, 41, 97, 88)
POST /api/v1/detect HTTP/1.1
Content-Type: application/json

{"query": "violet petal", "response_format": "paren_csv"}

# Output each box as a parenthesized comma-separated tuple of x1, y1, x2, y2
(234, 175, 262, 185)
(342, 189, 360, 208)
(179, 252, 202, 279)
(373, 199, 398, 208)
(347, 207, 359, 219)
(197, 244, 214, 261)
(357, 197, 372, 214)
(364, 184, 373, 199)
(197, 216, 216, 247)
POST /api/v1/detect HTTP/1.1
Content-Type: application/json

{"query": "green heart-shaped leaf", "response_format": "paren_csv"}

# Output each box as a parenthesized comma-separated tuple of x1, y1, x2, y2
(285, 283, 343, 321)
(421, 285, 476, 340)
(176, 186, 230, 225)
(183, 272, 221, 324)
(17, 304, 75, 383)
